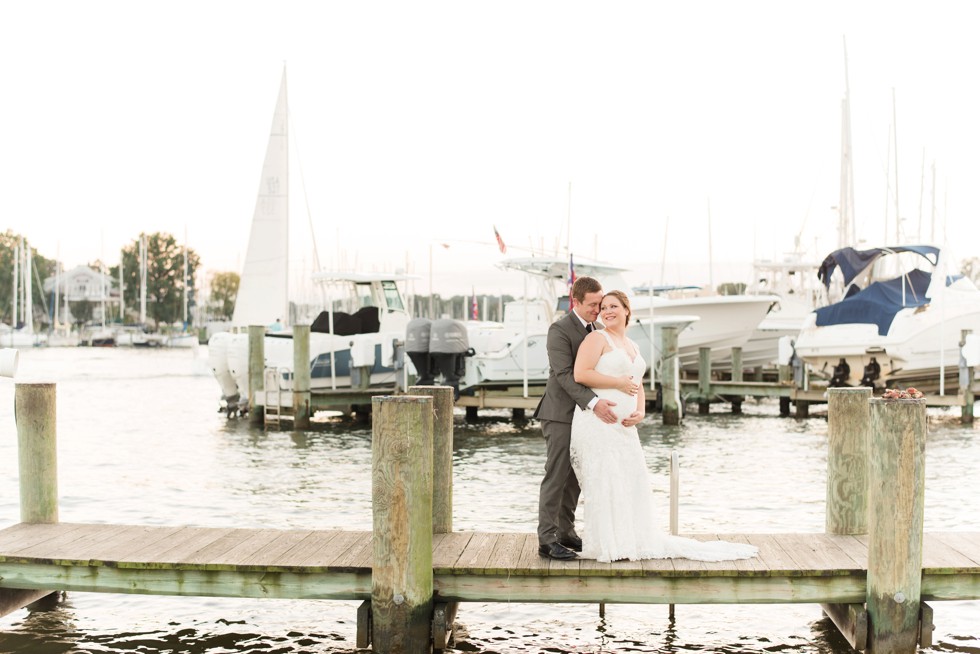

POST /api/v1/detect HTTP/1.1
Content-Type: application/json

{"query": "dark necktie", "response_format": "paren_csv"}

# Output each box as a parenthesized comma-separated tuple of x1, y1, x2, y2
(585, 323, 593, 333)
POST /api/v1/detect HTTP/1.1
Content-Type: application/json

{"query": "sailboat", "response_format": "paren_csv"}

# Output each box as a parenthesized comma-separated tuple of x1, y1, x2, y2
(207, 70, 411, 412)
(5, 238, 47, 348)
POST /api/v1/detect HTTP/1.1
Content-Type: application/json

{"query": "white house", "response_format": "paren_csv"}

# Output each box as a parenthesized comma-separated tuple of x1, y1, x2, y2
(43, 265, 120, 323)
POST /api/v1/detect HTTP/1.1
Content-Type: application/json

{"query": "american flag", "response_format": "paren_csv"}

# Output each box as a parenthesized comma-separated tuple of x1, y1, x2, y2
(471, 289, 478, 320)
(493, 225, 507, 254)
(567, 253, 576, 309)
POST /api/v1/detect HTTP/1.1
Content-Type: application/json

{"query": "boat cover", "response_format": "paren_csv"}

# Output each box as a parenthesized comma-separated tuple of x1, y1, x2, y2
(814, 268, 932, 336)
(817, 245, 940, 289)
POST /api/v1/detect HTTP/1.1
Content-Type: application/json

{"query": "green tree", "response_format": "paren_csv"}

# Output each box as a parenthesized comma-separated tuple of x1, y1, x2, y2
(112, 232, 201, 327)
(208, 271, 240, 320)
(0, 230, 57, 327)
(69, 300, 94, 325)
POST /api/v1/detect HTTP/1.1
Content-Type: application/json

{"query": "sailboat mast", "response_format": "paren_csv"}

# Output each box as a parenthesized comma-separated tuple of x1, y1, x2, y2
(139, 234, 147, 325)
(25, 240, 32, 334)
(892, 87, 900, 243)
(12, 241, 18, 330)
(838, 36, 856, 249)
(283, 70, 290, 327)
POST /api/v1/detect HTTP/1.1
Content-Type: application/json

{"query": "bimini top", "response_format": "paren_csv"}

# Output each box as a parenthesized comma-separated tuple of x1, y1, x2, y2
(814, 268, 932, 336)
(817, 245, 939, 289)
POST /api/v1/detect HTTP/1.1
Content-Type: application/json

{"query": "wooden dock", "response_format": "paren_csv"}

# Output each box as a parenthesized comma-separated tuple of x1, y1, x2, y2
(3, 383, 978, 653)
(3, 524, 980, 607)
(243, 325, 977, 426)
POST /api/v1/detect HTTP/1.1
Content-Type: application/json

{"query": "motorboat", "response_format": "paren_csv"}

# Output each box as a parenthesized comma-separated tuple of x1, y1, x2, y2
(793, 245, 980, 391)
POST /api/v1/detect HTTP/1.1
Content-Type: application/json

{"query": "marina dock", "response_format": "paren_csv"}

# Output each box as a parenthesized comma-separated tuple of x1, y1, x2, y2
(4, 383, 978, 652)
(251, 323, 977, 425)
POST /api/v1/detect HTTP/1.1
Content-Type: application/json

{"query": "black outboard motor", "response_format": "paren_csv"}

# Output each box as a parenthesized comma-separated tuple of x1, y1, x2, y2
(429, 318, 469, 400)
(860, 356, 881, 388)
(405, 318, 434, 385)
(830, 358, 851, 387)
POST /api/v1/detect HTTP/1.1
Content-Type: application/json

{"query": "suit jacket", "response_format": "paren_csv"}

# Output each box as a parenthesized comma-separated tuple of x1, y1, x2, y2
(533, 312, 600, 423)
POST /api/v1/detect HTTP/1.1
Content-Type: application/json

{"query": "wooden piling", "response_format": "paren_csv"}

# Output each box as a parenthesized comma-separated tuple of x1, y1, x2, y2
(866, 397, 926, 654)
(292, 325, 311, 429)
(409, 385, 454, 534)
(8, 382, 59, 614)
(661, 326, 680, 425)
(697, 347, 711, 414)
(248, 325, 265, 424)
(730, 347, 743, 414)
(371, 396, 434, 654)
(961, 330, 974, 424)
(821, 387, 872, 650)
(16, 383, 58, 524)
(826, 387, 872, 535)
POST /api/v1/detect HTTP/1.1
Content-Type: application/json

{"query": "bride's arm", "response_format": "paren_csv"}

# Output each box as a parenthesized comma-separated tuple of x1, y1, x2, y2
(574, 333, 634, 392)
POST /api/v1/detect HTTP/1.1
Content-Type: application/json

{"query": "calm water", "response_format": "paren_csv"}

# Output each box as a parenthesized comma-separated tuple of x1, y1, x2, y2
(0, 347, 978, 653)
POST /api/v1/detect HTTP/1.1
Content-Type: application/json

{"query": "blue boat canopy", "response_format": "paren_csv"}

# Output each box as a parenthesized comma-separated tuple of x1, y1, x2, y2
(814, 268, 932, 336)
(817, 245, 940, 289)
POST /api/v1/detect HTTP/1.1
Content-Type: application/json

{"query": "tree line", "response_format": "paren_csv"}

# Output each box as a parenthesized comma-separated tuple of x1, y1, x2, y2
(0, 229, 239, 329)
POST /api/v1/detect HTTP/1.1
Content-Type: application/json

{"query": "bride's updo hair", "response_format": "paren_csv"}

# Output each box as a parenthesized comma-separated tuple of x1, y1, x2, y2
(603, 290, 632, 323)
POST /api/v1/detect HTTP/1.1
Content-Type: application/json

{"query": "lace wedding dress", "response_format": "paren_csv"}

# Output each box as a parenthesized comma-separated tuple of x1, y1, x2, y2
(569, 333, 758, 563)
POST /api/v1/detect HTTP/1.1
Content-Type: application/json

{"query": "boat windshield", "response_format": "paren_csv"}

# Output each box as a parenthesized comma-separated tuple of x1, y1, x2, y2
(355, 283, 376, 309)
(381, 280, 404, 312)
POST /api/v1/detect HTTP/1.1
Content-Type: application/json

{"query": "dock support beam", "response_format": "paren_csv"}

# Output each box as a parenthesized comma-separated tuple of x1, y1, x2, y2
(248, 325, 265, 424)
(660, 327, 680, 425)
(867, 396, 926, 654)
(2, 383, 59, 616)
(371, 395, 434, 654)
(292, 325, 311, 429)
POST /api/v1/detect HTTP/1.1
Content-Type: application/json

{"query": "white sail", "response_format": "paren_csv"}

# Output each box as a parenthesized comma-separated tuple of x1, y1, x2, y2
(232, 70, 290, 327)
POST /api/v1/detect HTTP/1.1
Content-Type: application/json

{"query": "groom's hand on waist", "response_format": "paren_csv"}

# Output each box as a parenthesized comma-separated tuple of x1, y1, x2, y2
(593, 399, 618, 424)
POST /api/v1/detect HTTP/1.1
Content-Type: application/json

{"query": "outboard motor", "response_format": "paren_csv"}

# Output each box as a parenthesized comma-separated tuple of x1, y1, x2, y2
(429, 318, 469, 400)
(405, 318, 434, 385)
(830, 358, 851, 387)
(860, 357, 881, 388)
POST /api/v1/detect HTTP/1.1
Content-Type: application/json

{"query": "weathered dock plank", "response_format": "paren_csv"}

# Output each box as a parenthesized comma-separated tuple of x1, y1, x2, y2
(4, 525, 980, 607)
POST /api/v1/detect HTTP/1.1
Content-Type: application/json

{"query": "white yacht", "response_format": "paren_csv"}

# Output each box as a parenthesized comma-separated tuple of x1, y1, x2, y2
(794, 245, 980, 390)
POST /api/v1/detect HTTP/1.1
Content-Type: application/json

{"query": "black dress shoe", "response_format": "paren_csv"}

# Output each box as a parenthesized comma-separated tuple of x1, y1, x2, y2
(559, 535, 583, 552)
(538, 542, 578, 560)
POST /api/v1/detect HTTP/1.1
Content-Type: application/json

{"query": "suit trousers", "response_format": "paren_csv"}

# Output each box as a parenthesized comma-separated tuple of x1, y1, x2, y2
(537, 418, 581, 545)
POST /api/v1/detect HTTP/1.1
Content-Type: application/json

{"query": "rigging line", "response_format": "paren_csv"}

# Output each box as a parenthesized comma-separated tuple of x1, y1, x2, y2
(29, 249, 50, 316)
(289, 109, 322, 274)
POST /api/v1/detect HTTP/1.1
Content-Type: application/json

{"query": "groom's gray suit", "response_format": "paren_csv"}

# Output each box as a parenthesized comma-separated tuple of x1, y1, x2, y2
(534, 311, 600, 547)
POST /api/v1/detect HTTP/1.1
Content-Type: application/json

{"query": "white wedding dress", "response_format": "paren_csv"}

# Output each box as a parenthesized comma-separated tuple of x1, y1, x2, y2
(570, 332, 758, 563)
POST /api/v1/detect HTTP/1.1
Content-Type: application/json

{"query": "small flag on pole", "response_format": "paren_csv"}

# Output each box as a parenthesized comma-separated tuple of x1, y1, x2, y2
(567, 253, 576, 309)
(493, 225, 507, 254)
(471, 288, 479, 320)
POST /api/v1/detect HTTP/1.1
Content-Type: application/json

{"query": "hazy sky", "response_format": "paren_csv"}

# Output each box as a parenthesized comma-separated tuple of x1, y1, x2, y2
(2, 1, 977, 297)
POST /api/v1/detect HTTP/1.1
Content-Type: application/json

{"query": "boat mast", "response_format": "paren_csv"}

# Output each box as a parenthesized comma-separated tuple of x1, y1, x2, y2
(24, 239, 33, 334)
(838, 36, 856, 249)
(892, 87, 900, 243)
(139, 234, 147, 326)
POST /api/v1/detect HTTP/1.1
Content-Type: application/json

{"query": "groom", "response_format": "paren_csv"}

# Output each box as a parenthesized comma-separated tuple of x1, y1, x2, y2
(534, 276, 618, 560)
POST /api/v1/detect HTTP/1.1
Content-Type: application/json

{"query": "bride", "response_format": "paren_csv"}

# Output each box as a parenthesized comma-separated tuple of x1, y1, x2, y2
(569, 290, 758, 563)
